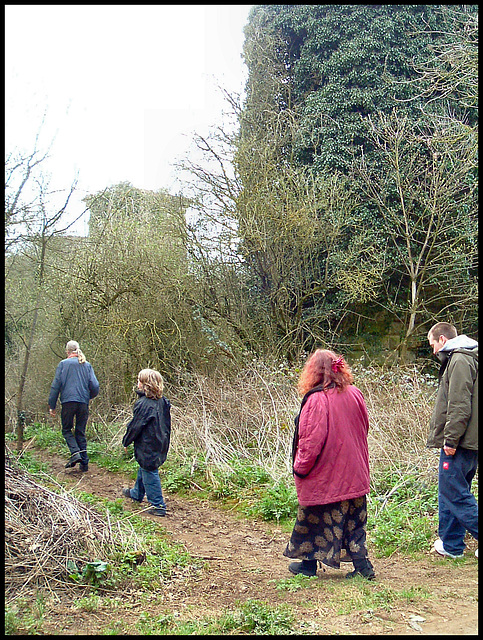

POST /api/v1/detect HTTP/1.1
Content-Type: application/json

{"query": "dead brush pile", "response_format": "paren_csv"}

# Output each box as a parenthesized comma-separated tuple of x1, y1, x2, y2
(5, 447, 138, 603)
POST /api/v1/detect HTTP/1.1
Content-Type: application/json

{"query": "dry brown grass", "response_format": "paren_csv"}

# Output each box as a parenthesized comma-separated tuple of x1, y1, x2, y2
(167, 361, 300, 482)
(162, 360, 440, 486)
(355, 363, 439, 480)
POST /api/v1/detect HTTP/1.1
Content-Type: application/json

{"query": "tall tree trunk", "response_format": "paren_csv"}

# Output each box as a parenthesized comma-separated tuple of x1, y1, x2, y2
(16, 240, 46, 452)
(15, 303, 40, 451)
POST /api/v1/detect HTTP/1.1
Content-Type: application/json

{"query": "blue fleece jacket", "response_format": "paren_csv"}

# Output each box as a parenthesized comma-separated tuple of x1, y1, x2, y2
(49, 356, 99, 409)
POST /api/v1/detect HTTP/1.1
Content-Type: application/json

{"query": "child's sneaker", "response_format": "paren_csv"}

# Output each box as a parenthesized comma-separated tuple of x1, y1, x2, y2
(122, 488, 142, 502)
(147, 507, 166, 517)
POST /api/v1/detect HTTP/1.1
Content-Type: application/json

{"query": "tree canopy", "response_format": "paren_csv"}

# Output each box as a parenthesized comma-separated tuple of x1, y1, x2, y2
(235, 4, 478, 357)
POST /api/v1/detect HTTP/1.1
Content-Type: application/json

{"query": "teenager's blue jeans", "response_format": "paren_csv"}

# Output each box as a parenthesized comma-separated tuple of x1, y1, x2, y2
(130, 466, 166, 510)
(438, 447, 478, 555)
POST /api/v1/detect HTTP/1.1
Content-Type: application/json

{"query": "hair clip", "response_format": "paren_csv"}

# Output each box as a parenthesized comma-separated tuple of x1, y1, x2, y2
(331, 356, 344, 372)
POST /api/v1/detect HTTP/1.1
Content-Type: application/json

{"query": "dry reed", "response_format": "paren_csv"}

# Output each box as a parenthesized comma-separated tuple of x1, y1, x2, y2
(169, 362, 299, 481)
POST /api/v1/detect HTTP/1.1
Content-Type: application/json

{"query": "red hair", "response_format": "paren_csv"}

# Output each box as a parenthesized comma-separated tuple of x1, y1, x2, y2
(297, 349, 353, 396)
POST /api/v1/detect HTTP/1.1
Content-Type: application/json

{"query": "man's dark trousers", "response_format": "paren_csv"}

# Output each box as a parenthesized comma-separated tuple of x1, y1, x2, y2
(61, 401, 89, 465)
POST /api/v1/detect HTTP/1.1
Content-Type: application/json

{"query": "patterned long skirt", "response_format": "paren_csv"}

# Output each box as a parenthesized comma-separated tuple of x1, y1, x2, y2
(283, 495, 369, 569)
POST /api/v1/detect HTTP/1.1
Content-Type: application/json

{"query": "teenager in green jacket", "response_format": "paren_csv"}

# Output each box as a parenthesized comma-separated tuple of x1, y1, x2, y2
(427, 322, 478, 559)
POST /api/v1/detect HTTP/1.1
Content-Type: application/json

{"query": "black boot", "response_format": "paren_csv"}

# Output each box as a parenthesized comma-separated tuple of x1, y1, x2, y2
(345, 557, 375, 580)
(288, 559, 318, 577)
(65, 452, 82, 468)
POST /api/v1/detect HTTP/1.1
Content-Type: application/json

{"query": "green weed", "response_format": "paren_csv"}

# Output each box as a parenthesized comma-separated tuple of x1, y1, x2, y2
(399, 585, 431, 602)
(102, 620, 127, 635)
(162, 459, 202, 493)
(369, 504, 435, 556)
(75, 593, 102, 612)
(68, 560, 110, 587)
(211, 458, 271, 495)
(22, 421, 65, 449)
(11, 449, 50, 475)
(368, 466, 439, 556)
(136, 612, 175, 634)
(271, 573, 318, 592)
(217, 598, 295, 634)
(89, 448, 136, 475)
(4, 594, 46, 635)
(133, 599, 295, 635)
(254, 480, 298, 522)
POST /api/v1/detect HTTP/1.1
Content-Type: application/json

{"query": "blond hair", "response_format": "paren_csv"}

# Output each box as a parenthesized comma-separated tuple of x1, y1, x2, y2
(138, 368, 164, 399)
(66, 340, 86, 364)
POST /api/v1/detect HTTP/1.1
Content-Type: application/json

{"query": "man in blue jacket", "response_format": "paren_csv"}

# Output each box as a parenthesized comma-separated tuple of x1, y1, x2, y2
(49, 340, 99, 471)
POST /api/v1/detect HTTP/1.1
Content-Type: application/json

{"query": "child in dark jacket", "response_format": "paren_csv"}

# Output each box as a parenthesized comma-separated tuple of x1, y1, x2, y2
(122, 369, 171, 516)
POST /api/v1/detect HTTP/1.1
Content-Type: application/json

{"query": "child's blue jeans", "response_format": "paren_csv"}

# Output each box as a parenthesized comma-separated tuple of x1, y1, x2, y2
(130, 466, 166, 510)
(438, 447, 478, 555)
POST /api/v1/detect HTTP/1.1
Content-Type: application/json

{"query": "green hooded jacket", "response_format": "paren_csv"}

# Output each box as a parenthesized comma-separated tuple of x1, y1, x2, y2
(427, 337, 478, 451)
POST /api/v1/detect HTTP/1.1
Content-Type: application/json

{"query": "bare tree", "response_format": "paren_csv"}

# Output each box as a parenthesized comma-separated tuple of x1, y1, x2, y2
(413, 7, 478, 116)
(5, 140, 86, 449)
(354, 110, 477, 360)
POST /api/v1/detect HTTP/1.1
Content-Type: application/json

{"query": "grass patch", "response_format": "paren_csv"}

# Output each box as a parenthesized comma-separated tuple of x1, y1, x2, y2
(332, 580, 430, 615)
(270, 573, 319, 592)
(4, 594, 47, 635)
(367, 465, 439, 556)
(271, 571, 431, 615)
(134, 598, 296, 635)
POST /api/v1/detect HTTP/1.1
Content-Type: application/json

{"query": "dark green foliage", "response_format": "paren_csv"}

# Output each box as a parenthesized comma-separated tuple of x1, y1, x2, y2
(244, 5, 472, 173)
(238, 4, 478, 356)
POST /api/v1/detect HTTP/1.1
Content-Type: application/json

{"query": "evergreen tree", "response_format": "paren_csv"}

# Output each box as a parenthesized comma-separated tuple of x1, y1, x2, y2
(243, 5, 474, 173)
(238, 4, 478, 358)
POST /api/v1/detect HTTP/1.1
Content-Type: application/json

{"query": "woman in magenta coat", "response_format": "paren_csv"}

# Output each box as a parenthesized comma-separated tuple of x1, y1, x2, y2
(284, 349, 375, 579)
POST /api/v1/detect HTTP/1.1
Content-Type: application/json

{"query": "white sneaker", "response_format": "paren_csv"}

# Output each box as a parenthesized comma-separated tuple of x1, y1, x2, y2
(433, 538, 464, 559)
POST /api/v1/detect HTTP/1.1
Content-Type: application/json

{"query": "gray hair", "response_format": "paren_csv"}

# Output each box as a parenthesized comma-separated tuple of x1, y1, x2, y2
(66, 340, 86, 364)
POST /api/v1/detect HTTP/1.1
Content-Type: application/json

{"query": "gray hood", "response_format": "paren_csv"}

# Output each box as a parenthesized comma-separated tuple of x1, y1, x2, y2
(440, 335, 478, 352)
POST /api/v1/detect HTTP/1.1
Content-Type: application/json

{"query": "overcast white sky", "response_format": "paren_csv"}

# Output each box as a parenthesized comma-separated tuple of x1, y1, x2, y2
(5, 4, 252, 233)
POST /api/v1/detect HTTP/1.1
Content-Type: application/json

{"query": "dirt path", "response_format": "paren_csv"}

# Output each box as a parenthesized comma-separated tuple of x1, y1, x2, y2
(31, 449, 478, 635)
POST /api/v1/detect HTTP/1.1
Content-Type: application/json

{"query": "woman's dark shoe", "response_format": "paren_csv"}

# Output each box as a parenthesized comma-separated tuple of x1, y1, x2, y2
(345, 558, 376, 580)
(288, 559, 318, 577)
(65, 452, 82, 468)
(147, 507, 166, 517)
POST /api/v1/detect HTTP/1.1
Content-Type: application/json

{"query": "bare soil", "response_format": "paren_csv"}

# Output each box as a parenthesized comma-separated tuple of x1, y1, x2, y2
(28, 448, 478, 635)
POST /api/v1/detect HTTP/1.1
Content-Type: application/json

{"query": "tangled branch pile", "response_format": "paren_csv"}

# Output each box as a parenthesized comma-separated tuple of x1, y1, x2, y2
(5, 448, 138, 603)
